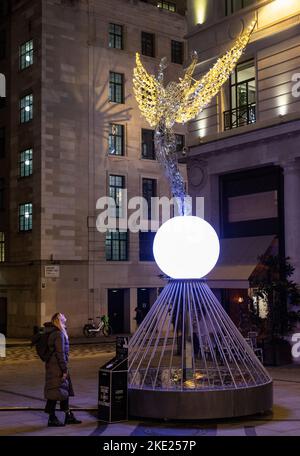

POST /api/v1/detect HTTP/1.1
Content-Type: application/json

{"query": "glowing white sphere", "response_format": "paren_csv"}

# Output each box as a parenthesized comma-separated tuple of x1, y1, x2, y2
(153, 216, 220, 279)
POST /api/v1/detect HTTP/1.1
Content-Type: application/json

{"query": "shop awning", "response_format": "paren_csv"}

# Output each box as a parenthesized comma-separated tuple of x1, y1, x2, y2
(206, 235, 275, 289)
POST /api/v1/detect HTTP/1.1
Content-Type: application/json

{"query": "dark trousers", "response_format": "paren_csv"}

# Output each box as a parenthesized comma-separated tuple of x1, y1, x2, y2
(45, 399, 69, 416)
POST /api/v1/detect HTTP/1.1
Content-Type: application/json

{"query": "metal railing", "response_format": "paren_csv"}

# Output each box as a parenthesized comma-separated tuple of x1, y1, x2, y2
(224, 103, 256, 131)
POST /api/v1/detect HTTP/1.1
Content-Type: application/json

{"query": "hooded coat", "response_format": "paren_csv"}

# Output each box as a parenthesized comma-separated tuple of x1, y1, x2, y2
(44, 323, 74, 402)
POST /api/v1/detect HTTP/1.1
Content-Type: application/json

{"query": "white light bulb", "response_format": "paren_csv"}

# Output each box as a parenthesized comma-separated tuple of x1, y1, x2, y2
(153, 216, 220, 279)
(26, 56, 31, 62)
(25, 106, 30, 112)
(25, 212, 30, 218)
(25, 160, 30, 166)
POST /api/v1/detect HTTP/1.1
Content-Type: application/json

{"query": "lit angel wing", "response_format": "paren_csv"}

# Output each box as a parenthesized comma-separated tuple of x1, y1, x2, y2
(175, 21, 256, 124)
(133, 53, 161, 127)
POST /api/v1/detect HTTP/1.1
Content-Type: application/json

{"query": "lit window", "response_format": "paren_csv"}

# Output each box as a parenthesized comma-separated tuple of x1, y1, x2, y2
(109, 124, 124, 156)
(19, 203, 32, 231)
(109, 72, 124, 103)
(157, 1, 176, 12)
(20, 148, 33, 177)
(106, 230, 128, 261)
(109, 23, 123, 50)
(20, 40, 33, 70)
(0, 232, 4, 262)
(20, 94, 33, 123)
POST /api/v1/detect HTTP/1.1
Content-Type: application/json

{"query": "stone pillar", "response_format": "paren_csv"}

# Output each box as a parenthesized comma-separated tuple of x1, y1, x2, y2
(283, 160, 300, 285)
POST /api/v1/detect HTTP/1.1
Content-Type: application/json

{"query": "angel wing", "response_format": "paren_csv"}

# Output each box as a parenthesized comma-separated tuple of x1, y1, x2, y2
(133, 53, 161, 127)
(175, 21, 256, 124)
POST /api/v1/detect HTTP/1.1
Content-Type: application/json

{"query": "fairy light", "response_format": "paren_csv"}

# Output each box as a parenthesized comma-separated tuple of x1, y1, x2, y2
(133, 21, 256, 214)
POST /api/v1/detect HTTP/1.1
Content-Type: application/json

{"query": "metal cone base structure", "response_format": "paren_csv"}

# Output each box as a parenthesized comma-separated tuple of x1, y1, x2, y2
(128, 279, 273, 420)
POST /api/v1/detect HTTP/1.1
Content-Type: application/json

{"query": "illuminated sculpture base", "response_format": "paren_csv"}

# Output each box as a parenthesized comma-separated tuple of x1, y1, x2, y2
(128, 279, 273, 420)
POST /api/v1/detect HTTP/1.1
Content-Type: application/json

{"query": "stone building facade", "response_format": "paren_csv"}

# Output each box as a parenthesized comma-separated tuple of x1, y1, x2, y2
(185, 0, 300, 323)
(0, 0, 186, 336)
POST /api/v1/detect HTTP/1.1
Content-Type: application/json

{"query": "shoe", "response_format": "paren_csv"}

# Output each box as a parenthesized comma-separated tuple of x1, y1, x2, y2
(48, 415, 65, 427)
(64, 411, 82, 425)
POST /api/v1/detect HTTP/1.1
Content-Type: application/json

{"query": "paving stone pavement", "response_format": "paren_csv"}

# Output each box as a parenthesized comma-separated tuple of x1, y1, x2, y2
(1, 343, 115, 364)
(0, 348, 300, 436)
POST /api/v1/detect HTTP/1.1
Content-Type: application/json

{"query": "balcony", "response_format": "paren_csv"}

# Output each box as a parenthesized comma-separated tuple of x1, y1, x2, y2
(224, 103, 256, 131)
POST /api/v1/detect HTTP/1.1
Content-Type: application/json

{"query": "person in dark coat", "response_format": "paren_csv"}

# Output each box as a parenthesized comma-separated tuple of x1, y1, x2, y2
(44, 312, 81, 427)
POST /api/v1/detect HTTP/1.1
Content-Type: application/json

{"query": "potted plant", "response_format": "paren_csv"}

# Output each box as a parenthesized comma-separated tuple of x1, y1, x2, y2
(249, 255, 300, 366)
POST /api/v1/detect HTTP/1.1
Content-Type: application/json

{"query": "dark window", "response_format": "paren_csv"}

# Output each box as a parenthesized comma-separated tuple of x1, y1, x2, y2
(20, 148, 33, 177)
(106, 230, 128, 261)
(175, 134, 185, 152)
(220, 166, 283, 239)
(0, 127, 5, 158)
(0, 232, 4, 262)
(142, 178, 157, 220)
(19, 203, 32, 231)
(0, 178, 4, 210)
(141, 32, 155, 58)
(20, 40, 33, 70)
(109, 124, 124, 156)
(109, 72, 124, 103)
(139, 231, 155, 261)
(157, 1, 176, 12)
(171, 40, 183, 64)
(224, 59, 256, 130)
(20, 94, 33, 123)
(0, 29, 6, 60)
(142, 129, 155, 160)
(0, 1, 9, 17)
(109, 174, 125, 218)
(109, 23, 123, 50)
(225, 0, 256, 16)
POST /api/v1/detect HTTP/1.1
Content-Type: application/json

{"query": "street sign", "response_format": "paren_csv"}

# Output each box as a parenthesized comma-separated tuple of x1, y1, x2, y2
(45, 265, 60, 278)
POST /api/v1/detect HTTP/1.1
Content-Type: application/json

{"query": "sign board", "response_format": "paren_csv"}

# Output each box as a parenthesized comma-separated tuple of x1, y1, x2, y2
(45, 265, 60, 278)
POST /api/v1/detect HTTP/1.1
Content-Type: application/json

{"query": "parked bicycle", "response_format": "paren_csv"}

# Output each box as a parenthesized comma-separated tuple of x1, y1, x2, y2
(83, 315, 112, 338)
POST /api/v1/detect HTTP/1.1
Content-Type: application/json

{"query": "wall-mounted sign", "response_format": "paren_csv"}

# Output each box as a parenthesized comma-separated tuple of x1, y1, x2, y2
(45, 265, 60, 278)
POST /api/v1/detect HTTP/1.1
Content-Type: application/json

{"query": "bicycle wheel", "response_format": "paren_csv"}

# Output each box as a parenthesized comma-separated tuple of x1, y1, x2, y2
(83, 324, 96, 338)
(102, 325, 112, 337)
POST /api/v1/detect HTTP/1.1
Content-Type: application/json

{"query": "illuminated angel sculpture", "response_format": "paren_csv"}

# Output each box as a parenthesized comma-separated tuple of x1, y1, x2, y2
(133, 21, 256, 215)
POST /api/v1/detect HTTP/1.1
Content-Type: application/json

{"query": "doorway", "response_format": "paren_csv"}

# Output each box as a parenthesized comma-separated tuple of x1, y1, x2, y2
(108, 289, 125, 334)
(0, 297, 7, 336)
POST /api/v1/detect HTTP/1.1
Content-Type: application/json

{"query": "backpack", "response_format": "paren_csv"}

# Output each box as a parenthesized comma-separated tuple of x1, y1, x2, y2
(31, 328, 55, 362)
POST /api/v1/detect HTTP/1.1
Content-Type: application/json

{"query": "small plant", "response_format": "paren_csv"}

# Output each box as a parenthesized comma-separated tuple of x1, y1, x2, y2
(250, 255, 300, 341)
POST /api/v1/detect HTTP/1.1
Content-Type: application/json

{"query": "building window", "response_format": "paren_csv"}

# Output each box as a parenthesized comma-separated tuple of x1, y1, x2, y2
(106, 230, 128, 261)
(109, 72, 124, 103)
(224, 59, 256, 130)
(225, 0, 256, 16)
(142, 178, 157, 220)
(0, 232, 4, 262)
(0, 178, 4, 210)
(20, 94, 33, 123)
(142, 129, 155, 160)
(20, 148, 33, 177)
(141, 32, 155, 58)
(0, 127, 5, 158)
(109, 124, 124, 156)
(157, 1, 176, 12)
(139, 231, 155, 261)
(175, 134, 185, 152)
(109, 174, 125, 218)
(171, 40, 183, 64)
(0, 29, 6, 60)
(19, 40, 33, 70)
(109, 23, 123, 50)
(19, 202, 32, 232)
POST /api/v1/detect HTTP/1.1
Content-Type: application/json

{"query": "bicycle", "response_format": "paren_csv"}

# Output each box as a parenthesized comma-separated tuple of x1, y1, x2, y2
(83, 315, 112, 338)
